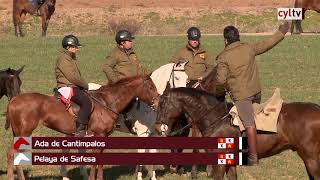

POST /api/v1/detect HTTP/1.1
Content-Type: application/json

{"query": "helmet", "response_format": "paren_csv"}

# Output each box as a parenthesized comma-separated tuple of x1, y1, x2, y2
(187, 27, 201, 40)
(115, 30, 135, 44)
(62, 34, 81, 49)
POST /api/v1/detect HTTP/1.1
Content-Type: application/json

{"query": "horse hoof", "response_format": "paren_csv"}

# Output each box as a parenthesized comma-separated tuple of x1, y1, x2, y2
(137, 172, 143, 180)
(177, 167, 185, 175)
(169, 166, 176, 174)
(148, 170, 157, 180)
(191, 171, 197, 179)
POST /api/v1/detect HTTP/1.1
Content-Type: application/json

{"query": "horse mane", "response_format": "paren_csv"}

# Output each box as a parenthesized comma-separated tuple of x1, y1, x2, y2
(170, 87, 221, 107)
(171, 87, 217, 98)
(98, 75, 148, 91)
(200, 66, 217, 94)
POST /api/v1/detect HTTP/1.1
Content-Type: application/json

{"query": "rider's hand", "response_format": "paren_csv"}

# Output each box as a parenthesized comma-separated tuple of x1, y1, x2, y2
(278, 22, 289, 35)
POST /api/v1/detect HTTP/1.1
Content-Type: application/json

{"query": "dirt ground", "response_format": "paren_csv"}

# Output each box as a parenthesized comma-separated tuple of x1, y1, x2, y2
(1, 0, 294, 11)
(2, 0, 317, 35)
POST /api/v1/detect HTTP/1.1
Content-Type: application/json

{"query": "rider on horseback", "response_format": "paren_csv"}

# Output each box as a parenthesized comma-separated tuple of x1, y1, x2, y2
(103, 30, 149, 84)
(170, 27, 216, 88)
(214, 22, 289, 165)
(103, 30, 150, 131)
(55, 34, 92, 137)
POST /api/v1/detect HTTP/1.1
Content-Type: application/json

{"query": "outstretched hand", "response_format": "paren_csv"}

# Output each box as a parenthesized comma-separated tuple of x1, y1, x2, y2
(279, 22, 289, 35)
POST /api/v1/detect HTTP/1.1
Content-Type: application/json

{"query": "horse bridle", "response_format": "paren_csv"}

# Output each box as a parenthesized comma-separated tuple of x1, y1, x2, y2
(86, 76, 159, 115)
(6, 74, 20, 102)
(158, 92, 230, 136)
(142, 76, 159, 111)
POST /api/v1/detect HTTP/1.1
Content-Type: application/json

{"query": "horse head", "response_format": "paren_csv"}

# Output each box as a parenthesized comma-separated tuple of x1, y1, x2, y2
(136, 74, 159, 108)
(155, 89, 184, 136)
(3, 66, 24, 100)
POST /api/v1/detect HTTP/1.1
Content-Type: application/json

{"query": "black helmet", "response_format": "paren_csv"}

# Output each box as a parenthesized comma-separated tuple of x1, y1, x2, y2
(62, 34, 81, 49)
(187, 27, 201, 40)
(115, 30, 135, 44)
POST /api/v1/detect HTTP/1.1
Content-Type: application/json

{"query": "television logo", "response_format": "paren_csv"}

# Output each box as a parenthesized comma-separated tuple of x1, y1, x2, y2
(277, 8, 303, 20)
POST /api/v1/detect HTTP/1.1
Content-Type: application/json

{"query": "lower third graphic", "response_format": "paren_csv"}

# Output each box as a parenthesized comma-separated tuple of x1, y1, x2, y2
(14, 152, 32, 165)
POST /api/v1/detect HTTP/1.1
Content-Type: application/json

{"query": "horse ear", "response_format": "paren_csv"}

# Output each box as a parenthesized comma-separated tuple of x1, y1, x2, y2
(163, 81, 171, 95)
(17, 65, 25, 75)
(6, 67, 13, 74)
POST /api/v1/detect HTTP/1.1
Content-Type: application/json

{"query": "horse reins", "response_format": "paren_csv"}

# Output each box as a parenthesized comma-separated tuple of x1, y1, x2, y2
(85, 76, 158, 116)
(164, 93, 230, 136)
(84, 91, 120, 116)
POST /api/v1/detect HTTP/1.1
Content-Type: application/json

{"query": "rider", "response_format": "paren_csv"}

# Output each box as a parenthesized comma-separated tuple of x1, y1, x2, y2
(103, 29, 148, 84)
(103, 30, 150, 131)
(214, 22, 289, 165)
(170, 27, 216, 87)
(55, 34, 92, 137)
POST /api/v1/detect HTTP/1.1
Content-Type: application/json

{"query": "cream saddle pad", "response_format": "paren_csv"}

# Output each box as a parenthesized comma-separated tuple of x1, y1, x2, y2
(150, 63, 188, 95)
(230, 88, 283, 132)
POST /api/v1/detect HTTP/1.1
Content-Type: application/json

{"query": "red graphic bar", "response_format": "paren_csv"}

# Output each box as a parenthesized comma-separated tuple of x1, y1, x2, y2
(32, 153, 241, 165)
(31, 137, 246, 150)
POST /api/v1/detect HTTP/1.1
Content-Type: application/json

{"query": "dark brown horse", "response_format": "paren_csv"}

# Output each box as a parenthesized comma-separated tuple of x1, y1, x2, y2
(166, 68, 218, 177)
(13, 0, 56, 37)
(5, 75, 159, 180)
(155, 87, 320, 180)
(0, 66, 24, 100)
(291, 0, 320, 34)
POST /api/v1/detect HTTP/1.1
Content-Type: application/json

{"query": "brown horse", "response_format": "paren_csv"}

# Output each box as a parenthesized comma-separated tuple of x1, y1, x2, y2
(5, 75, 159, 180)
(13, 0, 56, 37)
(291, 0, 320, 34)
(0, 66, 24, 100)
(155, 87, 320, 180)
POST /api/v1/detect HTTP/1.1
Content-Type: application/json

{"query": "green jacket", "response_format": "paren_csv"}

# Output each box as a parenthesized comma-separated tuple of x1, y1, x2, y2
(103, 46, 146, 84)
(215, 30, 285, 101)
(170, 44, 216, 80)
(55, 48, 88, 89)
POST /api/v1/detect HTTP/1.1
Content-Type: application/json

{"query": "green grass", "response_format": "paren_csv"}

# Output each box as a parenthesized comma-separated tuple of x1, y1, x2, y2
(1, 34, 319, 179)
(1, 9, 319, 36)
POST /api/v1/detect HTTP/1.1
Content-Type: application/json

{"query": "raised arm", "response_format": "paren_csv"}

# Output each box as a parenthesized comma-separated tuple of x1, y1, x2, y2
(252, 22, 289, 55)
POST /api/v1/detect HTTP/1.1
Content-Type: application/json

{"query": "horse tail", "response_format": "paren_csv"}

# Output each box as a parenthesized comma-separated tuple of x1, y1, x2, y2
(4, 98, 15, 130)
(4, 110, 10, 130)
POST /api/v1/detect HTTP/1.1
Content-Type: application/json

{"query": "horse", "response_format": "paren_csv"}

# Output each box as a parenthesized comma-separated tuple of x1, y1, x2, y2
(155, 87, 320, 180)
(291, 0, 320, 34)
(13, 0, 56, 37)
(5, 75, 159, 180)
(116, 64, 216, 180)
(0, 66, 24, 100)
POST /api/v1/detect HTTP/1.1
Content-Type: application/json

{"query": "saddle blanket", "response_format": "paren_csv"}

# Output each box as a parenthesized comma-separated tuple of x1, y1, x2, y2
(57, 87, 73, 104)
(88, 82, 102, 90)
(230, 88, 283, 133)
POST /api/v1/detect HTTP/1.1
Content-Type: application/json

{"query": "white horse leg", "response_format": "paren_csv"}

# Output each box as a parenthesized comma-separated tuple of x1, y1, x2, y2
(134, 120, 157, 180)
(149, 149, 158, 180)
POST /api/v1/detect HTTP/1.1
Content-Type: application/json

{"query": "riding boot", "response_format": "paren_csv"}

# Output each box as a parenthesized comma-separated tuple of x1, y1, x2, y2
(75, 122, 86, 137)
(246, 127, 258, 165)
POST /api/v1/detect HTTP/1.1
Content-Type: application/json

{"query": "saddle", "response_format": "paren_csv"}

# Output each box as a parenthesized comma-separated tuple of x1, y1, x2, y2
(230, 88, 283, 133)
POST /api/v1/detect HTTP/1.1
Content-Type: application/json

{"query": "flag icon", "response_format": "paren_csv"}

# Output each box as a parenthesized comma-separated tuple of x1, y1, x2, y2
(217, 138, 234, 149)
(14, 137, 31, 150)
(14, 152, 32, 165)
(217, 153, 235, 165)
